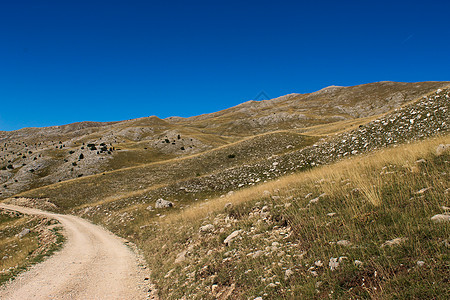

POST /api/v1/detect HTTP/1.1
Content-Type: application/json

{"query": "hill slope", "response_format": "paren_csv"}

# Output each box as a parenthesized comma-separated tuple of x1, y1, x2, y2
(0, 81, 448, 199)
(1, 81, 449, 298)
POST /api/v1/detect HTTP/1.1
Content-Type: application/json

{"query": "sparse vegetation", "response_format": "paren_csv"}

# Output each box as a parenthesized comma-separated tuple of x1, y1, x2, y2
(116, 136, 449, 299)
(0, 210, 64, 285)
(0, 82, 449, 298)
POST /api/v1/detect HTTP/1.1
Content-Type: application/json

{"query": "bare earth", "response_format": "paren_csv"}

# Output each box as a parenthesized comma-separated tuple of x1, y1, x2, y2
(0, 204, 153, 300)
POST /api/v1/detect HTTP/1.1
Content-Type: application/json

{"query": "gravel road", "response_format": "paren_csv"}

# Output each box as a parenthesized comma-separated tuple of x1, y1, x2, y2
(0, 204, 153, 300)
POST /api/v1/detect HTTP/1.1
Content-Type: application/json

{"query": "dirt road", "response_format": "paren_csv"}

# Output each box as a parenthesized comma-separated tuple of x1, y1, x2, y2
(0, 204, 154, 300)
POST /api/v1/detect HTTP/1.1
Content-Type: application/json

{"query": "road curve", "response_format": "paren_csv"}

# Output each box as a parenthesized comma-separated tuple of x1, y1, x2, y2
(0, 204, 151, 300)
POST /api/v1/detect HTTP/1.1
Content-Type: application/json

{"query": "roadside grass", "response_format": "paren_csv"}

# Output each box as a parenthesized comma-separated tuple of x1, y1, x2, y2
(0, 211, 65, 285)
(127, 135, 449, 299)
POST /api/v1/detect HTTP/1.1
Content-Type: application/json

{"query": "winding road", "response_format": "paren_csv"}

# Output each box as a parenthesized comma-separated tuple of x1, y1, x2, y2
(0, 204, 153, 300)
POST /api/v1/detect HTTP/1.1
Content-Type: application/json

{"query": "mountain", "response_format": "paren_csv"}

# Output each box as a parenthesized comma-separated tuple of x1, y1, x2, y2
(1, 81, 448, 199)
(1, 81, 449, 298)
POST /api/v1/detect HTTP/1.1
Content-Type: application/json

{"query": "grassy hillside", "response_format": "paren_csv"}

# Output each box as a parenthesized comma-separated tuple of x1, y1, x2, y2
(1, 81, 448, 199)
(14, 85, 449, 218)
(117, 135, 450, 299)
(0, 82, 449, 298)
(0, 209, 64, 285)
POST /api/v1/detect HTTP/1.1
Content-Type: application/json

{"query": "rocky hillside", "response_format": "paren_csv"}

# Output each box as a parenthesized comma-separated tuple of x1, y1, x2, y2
(1, 81, 449, 299)
(0, 81, 448, 199)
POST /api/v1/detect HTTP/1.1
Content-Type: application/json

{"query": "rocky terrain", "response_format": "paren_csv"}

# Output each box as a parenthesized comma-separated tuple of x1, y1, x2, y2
(0, 81, 449, 299)
(0, 81, 448, 199)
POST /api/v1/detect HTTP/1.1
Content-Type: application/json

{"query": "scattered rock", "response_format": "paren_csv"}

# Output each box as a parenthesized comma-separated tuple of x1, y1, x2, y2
(175, 250, 187, 264)
(327, 212, 336, 217)
(336, 240, 351, 247)
(18, 228, 30, 238)
(146, 205, 153, 211)
(329, 257, 339, 271)
(155, 198, 173, 209)
(415, 187, 431, 195)
(436, 144, 450, 156)
(309, 197, 319, 205)
(381, 237, 407, 247)
(417, 260, 425, 267)
(199, 224, 214, 233)
(224, 202, 233, 210)
(285, 269, 294, 280)
(430, 214, 450, 223)
(354, 260, 363, 267)
(252, 250, 264, 258)
(223, 230, 242, 245)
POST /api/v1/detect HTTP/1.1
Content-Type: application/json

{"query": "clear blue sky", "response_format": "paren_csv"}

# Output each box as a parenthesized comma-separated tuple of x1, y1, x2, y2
(1, 0, 449, 131)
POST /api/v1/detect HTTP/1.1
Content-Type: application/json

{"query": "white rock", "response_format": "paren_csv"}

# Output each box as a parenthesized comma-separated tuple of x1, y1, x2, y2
(199, 224, 214, 233)
(285, 269, 294, 279)
(354, 260, 363, 267)
(18, 228, 30, 238)
(252, 250, 264, 258)
(381, 237, 407, 247)
(329, 257, 339, 271)
(417, 260, 425, 267)
(155, 198, 173, 208)
(314, 260, 323, 267)
(436, 144, 450, 156)
(309, 197, 319, 205)
(327, 212, 337, 217)
(415, 158, 427, 164)
(415, 187, 431, 194)
(223, 230, 242, 245)
(338, 256, 348, 263)
(337, 240, 352, 247)
(431, 214, 450, 223)
(174, 250, 187, 263)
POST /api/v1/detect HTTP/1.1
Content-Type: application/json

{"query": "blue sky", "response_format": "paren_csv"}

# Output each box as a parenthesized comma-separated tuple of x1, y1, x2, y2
(1, 0, 449, 131)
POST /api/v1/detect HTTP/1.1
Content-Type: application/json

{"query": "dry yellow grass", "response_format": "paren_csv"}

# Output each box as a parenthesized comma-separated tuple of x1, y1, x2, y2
(166, 134, 449, 223)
